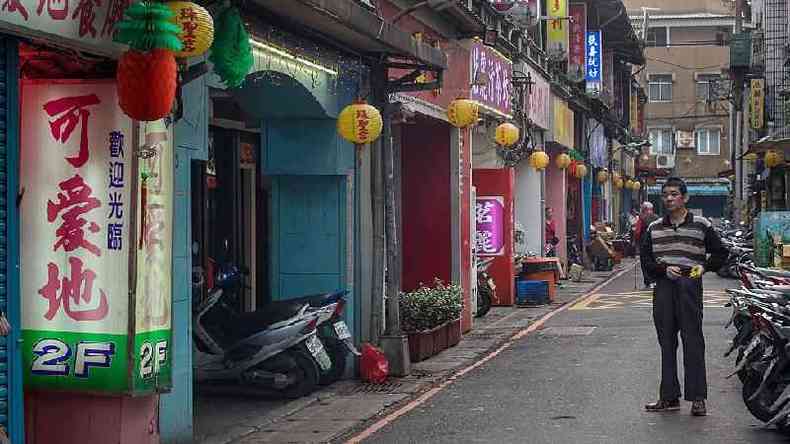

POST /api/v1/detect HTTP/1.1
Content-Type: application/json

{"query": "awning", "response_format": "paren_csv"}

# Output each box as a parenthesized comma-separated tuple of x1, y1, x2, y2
(256, 0, 448, 70)
(740, 136, 790, 158)
(646, 184, 731, 196)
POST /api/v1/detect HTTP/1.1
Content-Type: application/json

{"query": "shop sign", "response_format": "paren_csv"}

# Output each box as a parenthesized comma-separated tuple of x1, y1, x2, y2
(552, 96, 574, 148)
(0, 0, 128, 55)
(547, 0, 568, 55)
(522, 64, 549, 130)
(489, 0, 538, 27)
(132, 119, 173, 394)
(629, 91, 639, 134)
(470, 41, 513, 117)
(585, 30, 602, 93)
(20, 81, 172, 395)
(476, 196, 505, 256)
(750, 78, 765, 129)
(568, 4, 586, 78)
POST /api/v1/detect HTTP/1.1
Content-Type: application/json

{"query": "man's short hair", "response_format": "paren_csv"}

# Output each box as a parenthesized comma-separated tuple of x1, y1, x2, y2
(662, 177, 688, 195)
(641, 202, 654, 210)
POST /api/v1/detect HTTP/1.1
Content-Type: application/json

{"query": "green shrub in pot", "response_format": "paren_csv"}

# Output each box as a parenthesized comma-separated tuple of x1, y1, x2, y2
(400, 279, 463, 333)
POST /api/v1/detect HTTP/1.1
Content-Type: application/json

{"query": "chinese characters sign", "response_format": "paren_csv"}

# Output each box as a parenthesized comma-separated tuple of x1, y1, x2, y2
(750, 78, 765, 130)
(568, 4, 586, 78)
(547, 0, 568, 55)
(476, 197, 505, 256)
(0, 0, 128, 55)
(520, 63, 549, 130)
(552, 96, 574, 148)
(470, 41, 513, 117)
(585, 30, 602, 93)
(21, 81, 132, 393)
(133, 119, 173, 393)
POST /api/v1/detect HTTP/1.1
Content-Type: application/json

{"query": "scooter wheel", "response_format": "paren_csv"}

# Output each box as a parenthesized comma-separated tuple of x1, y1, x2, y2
(476, 286, 492, 318)
(278, 349, 321, 399)
(319, 337, 348, 386)
(743, 376, 782, 423)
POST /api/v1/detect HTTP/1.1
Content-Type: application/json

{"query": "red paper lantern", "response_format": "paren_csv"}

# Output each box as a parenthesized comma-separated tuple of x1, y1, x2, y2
(117, 49, 177, 121)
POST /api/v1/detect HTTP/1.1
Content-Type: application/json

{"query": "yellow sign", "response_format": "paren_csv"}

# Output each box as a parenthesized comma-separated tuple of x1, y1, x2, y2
(750, 79, 765, 130)
(547, 0, 568, 55)
(553, 97, 574, 148)
(630, 92, 639, 134)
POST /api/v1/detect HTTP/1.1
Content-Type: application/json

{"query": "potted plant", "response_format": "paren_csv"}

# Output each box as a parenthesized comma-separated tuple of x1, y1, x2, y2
(400, 279, 464, 362)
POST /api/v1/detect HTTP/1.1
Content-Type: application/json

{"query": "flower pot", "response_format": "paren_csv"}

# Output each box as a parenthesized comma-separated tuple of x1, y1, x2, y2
(407, 329, 435, 362)
(446, 318, 461, 347)
(433, 323, 448, 355)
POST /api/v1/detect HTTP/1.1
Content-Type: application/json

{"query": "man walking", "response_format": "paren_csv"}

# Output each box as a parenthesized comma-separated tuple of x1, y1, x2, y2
(640, 177, 727, 416)
(634, 202, 659, 289)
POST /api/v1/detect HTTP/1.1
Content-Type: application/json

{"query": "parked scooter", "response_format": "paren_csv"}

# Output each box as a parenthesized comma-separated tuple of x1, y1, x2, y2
(193, 262, 336, 398)
(476, 256, 495, 318)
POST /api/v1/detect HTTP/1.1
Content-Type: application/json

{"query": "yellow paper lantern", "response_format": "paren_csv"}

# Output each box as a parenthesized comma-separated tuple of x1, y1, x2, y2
(530, 151, 550, 170)
(574, 164, 588, 179)
(597, 169, 609, 184)
(447, 98, 479, 128)
(625, 179, 635, 190)
(495, 122, 519, 147)
(613, 175, 624, 189)
(168, 1, 214, 58)
(632, 181, 642, 191)
(555, 153, 571, 169)
(337, 101, 383, 144)
(765, 150, 783, 168)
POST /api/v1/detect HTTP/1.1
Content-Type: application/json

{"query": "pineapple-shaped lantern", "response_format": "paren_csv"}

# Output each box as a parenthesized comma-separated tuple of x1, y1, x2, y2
(114, 2, 183, 121)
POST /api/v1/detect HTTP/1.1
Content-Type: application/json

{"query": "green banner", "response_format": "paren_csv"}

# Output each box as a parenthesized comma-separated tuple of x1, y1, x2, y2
(22, 330, 128, 392)
(132, 329, 172, 393)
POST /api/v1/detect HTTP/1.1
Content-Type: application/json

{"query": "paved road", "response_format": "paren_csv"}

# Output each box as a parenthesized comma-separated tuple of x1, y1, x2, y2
(361, 265, 789, 444)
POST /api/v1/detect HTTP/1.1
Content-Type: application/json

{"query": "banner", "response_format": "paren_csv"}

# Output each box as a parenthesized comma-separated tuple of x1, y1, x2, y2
(547, 0, 568, 56)
(470, 41, 513, 117)
(476, 197, 505, 256)
(568, 4, 586, 79)
(750, 78, 765, 130)
(21, 81, 133, 392)
(553, 96, 574, 148)
(585, 30, 602, 93)
(132, 119, 173, 393)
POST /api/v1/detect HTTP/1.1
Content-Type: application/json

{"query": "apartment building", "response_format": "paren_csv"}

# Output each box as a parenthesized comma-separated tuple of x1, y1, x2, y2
(626, 0, 735, 218)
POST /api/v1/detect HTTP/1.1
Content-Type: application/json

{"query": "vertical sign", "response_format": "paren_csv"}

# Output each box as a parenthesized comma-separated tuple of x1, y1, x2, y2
(568, 4, 586, 78)
(476, 196, 505, 256)
(21, 81, 133, 392)
(470, 41, 513, 116)
(547, 0, 568, 55)
(523, 64, 550, 129)
(585, 30, 602, 94)
(553, 97, 574, 148)
(750, 78, 765, 130)
(132, 119, 173, 393)
(630, 90, 639, 134)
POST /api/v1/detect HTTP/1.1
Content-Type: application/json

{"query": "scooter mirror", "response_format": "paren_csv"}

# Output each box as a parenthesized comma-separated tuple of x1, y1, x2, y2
(736, 231, 743, 237)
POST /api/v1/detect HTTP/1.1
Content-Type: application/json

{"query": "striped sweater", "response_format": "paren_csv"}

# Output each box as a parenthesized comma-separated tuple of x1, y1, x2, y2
(640, 211, 728, 280)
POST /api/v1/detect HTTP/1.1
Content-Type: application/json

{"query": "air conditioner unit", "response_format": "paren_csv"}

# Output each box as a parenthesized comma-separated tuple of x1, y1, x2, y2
(656, 154, 675, 169)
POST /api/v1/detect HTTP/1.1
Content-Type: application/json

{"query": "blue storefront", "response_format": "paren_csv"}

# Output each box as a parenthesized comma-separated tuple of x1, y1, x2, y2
(647, 181, 731, 219)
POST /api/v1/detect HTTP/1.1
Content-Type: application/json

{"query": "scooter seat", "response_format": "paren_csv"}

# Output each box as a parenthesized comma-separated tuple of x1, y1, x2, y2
(270, 291, 347, 309)
(227, 302, 307, 341)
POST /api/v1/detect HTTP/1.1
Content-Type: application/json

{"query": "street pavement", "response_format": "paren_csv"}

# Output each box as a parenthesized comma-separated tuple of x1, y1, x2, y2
(358, 266, 790, 444)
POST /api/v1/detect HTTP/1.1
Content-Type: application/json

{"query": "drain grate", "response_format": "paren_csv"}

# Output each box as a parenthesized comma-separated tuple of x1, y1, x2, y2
(343, 381, 404, 394)
(540, 326, 596, 336)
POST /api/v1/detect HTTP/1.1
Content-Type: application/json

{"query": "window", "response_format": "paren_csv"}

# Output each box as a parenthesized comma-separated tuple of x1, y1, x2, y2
(648, 74, 672, 102)
(696, 74, 721, 101)
(696, 128, 721, 155)
(646, 27, 668, 47)
(649, 128, 674, 155)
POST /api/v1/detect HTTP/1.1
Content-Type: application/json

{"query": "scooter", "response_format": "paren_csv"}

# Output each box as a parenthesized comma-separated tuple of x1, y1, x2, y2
(476, 256, 495, 318)
(193, 262, 334, 398)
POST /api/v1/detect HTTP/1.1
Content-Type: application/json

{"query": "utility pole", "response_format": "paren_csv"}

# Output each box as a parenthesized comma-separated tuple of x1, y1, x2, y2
(733, 0, 745, 223)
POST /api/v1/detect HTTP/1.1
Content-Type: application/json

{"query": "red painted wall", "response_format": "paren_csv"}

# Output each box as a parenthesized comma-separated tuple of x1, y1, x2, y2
(25, 392, 159, 444)
(401, 120, 452, 291)
(472, 168, 515, 306)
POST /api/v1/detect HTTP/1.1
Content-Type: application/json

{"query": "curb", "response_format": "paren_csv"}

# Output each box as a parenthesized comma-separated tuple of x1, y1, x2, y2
(339, 260, 637, 443)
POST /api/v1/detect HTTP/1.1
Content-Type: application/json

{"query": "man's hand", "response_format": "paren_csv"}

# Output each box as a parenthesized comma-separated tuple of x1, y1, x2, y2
(667, 266, 682, 280)
(690, 265, 705, 279)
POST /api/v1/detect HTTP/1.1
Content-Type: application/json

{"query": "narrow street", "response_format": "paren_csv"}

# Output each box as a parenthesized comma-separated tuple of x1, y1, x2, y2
(356, 265, 787, 444)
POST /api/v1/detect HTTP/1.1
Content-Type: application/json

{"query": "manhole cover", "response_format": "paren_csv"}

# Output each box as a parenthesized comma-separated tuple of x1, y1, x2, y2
(540, 326, 596, 336)
(344, 381, 404, 394)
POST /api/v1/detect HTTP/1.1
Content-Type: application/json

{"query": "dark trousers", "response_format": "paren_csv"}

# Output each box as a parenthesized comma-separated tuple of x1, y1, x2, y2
(653, 277, 707, 401)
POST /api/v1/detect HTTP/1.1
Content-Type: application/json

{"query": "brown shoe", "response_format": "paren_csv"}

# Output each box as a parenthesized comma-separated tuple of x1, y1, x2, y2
(691, 400, 707, 416)
(645, 399, 680, 412)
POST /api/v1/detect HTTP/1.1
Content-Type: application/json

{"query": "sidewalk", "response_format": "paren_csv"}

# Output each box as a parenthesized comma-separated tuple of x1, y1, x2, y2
(196, 259, 637, 444)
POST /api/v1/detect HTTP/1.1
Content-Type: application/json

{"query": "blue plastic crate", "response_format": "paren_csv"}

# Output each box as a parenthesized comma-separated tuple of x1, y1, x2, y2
(516, 279, 549, 306)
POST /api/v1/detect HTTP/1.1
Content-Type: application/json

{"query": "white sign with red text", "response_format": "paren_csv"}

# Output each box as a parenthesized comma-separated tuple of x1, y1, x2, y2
(20, 81, 133, 392)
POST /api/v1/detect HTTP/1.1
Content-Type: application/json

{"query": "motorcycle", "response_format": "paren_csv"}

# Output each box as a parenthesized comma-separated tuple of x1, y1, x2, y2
(193, 262, 340, 398)
(476, 256, 495, 318)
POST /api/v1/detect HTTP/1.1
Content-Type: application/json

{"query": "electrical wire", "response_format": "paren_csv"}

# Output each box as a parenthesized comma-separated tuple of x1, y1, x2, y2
(645, 57, 725, 71)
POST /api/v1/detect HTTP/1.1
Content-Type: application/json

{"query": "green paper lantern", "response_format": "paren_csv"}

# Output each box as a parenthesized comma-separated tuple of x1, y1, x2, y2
(114, 1, 183, 52)
(209, 6, 254, 88)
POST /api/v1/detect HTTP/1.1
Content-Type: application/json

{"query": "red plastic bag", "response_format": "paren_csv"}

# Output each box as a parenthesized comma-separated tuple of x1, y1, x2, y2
(360, 343, 389, 383)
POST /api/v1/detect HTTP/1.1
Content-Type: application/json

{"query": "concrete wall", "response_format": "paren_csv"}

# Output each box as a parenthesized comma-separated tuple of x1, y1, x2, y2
(624, 0, 733, 15)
